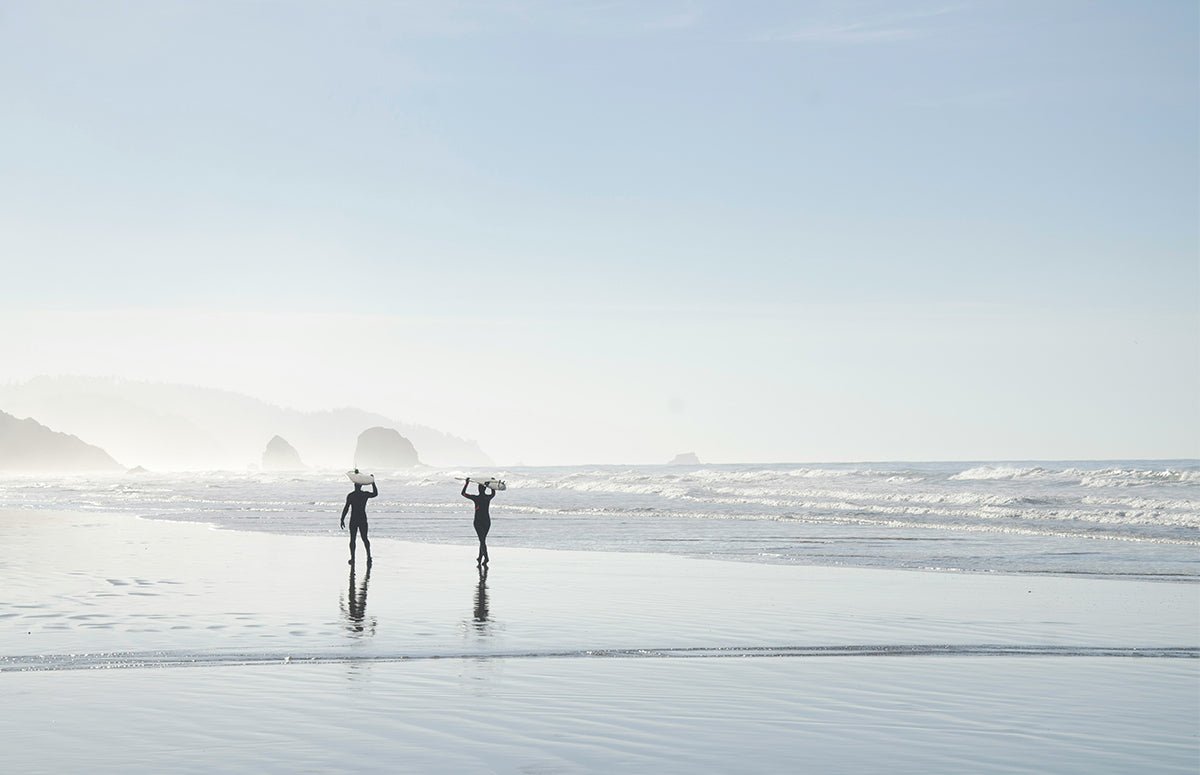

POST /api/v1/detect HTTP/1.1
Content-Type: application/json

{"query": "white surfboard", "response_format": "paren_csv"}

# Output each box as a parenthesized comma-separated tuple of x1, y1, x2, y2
(460, 477, 506, 491)
(346, 470, 375, 485)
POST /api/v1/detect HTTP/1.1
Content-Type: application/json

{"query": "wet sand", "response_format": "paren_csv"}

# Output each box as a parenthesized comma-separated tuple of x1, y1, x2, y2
(1, 510, 1197, 773)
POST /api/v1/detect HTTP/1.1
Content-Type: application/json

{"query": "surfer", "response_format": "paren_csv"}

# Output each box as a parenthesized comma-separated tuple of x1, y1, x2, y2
(461, 478, 495, 566)
(341, 478, 377, 565)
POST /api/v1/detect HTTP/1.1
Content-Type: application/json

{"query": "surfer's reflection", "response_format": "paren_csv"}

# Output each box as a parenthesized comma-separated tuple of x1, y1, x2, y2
(472, 565, 490, 633)
(340, 564, 375, 636)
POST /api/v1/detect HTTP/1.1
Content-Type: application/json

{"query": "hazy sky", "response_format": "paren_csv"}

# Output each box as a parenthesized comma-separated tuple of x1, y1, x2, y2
(2, 1, 1197, 464)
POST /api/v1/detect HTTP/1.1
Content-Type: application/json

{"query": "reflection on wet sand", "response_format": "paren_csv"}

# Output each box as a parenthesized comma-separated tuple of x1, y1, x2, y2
(472, 566, 489, 634)
(340, 564, 375, 637)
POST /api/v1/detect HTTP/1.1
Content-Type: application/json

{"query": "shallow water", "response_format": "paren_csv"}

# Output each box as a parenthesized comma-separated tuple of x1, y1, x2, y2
(3, 513, 1196, 671)
(6, 658, 1197, 774)
(2, 512, 1196, 773)
(2, 460, 1197, 579)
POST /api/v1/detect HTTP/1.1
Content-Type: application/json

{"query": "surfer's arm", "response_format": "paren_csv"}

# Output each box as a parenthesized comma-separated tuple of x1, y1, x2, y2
(461, 480, 470, 497)
(367, 481, 378, 498)
(340, 496, 350, 529)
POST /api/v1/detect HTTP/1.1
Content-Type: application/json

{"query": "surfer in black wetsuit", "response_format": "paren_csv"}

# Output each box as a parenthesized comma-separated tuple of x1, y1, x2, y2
(341, 479, 377, 565)
(461, 478, 495, 566)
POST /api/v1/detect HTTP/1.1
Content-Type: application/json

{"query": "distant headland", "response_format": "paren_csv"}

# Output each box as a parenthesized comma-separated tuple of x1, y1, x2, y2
(0, 410, 123, 472)
(0, 376, 491, 471)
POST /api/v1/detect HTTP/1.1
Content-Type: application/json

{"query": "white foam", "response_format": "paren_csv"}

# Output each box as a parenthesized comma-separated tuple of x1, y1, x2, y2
(4, 460, 1197, 578)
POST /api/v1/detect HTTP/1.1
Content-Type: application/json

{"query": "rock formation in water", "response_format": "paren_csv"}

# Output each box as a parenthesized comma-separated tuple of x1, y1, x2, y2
(354, 427, 420, 469)
(0, 376, 491, 469)
(261, 435, 305, 471)
(668, 452, 701, 465)
(0, 410, 123, 471)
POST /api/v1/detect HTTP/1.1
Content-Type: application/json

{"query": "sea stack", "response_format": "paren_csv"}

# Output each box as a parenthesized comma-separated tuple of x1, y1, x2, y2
(354, 427, 420, 469)
(261, 435, 305, 471)
(668, 452, 701, 465)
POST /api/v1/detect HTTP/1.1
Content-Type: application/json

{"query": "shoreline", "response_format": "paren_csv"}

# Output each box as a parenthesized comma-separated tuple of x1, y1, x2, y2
(2, 509, 1197, 772)
(34, 505, 1200, 584)
(3, 509, 1196, 661)
(3, 459, 1195, 581)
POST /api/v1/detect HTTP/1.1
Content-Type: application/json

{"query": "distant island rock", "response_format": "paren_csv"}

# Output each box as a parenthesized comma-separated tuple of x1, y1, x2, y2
(355, 427, 420, 468)
(262, 435, 305, 471)
(0, 410, 123, 472)
(0, 376, 492, 469)
(127, 465, 150, 475)
(668, 452, 701, 465)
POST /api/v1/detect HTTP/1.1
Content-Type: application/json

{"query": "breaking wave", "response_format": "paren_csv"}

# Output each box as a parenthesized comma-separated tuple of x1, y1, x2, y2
(2, 459, 1196, 579)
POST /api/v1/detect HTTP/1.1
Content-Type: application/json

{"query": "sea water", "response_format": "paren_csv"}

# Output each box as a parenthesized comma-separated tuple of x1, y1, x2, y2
(2, 460, 1196, 580)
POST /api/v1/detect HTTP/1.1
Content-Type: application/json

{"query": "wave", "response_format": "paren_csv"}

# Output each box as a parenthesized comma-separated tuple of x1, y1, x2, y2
(951, 465, 1200, 487)
(950, 466, 1053, 481)
(1077, 468, 1200, 487)
(4, 462, 1196, 578)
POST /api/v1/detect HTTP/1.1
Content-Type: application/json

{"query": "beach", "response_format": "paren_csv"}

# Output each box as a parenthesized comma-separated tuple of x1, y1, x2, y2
(2, 509, 1197, 773)
(5, 0, 1195, 770)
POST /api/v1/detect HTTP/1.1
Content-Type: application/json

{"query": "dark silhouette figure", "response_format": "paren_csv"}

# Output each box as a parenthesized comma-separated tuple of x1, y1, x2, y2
(461, 478, 495, 566)
(473, 565, 489, 632)
(341, 479, 378, 565)
(341, 563, 373, 635)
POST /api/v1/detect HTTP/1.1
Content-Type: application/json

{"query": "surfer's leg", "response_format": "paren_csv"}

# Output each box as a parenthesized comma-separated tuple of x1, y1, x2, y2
(474, 520, 488, 563)
(360, 521, 372, 563)
(349, 523, 359, 564)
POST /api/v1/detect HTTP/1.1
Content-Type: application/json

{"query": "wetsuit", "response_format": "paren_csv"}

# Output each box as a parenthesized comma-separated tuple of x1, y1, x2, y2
(467, 489, 493, 540)
(462, 484, 494, 564)
(342, 482, 377, 561)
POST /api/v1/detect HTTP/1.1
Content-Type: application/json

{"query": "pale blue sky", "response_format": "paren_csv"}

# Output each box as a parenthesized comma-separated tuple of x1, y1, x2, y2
(1, 1, 1196, 464)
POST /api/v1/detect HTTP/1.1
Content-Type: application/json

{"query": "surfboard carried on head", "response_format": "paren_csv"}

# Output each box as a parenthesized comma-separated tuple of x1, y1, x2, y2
(346, 470, 375, 486)
(459, 477, 506, 491)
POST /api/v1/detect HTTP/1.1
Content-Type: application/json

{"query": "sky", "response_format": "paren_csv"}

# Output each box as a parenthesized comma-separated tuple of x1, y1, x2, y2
(1, 0, 1196, 465)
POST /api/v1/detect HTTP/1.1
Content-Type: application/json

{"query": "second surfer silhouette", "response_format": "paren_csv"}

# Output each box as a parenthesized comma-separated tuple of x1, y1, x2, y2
(461, 477, 496, 566)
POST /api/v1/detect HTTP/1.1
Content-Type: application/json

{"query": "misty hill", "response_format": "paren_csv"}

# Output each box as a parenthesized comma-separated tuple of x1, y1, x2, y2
(0, 376, 491, 471)
(0, 410, 123, 472)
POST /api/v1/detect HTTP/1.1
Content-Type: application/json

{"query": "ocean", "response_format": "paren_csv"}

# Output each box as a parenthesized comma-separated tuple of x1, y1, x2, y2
(4, 461, 1198, 772)
(4, 460, 1196, 581)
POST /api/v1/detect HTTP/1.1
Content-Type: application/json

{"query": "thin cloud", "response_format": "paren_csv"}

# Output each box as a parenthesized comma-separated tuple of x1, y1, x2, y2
(756, 4, 966, 45)
(642, 3, 703, 31)
(765, 22, 920, 44)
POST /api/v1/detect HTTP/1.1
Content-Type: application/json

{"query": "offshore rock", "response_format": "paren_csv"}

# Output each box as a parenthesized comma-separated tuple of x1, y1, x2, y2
(262, 435, 305, 471)
(354, 427, 420, 469)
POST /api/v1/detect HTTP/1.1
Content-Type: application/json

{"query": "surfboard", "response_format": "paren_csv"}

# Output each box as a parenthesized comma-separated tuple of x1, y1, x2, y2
(346, 470, 375, 485)
(460, 477, 506, 491)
